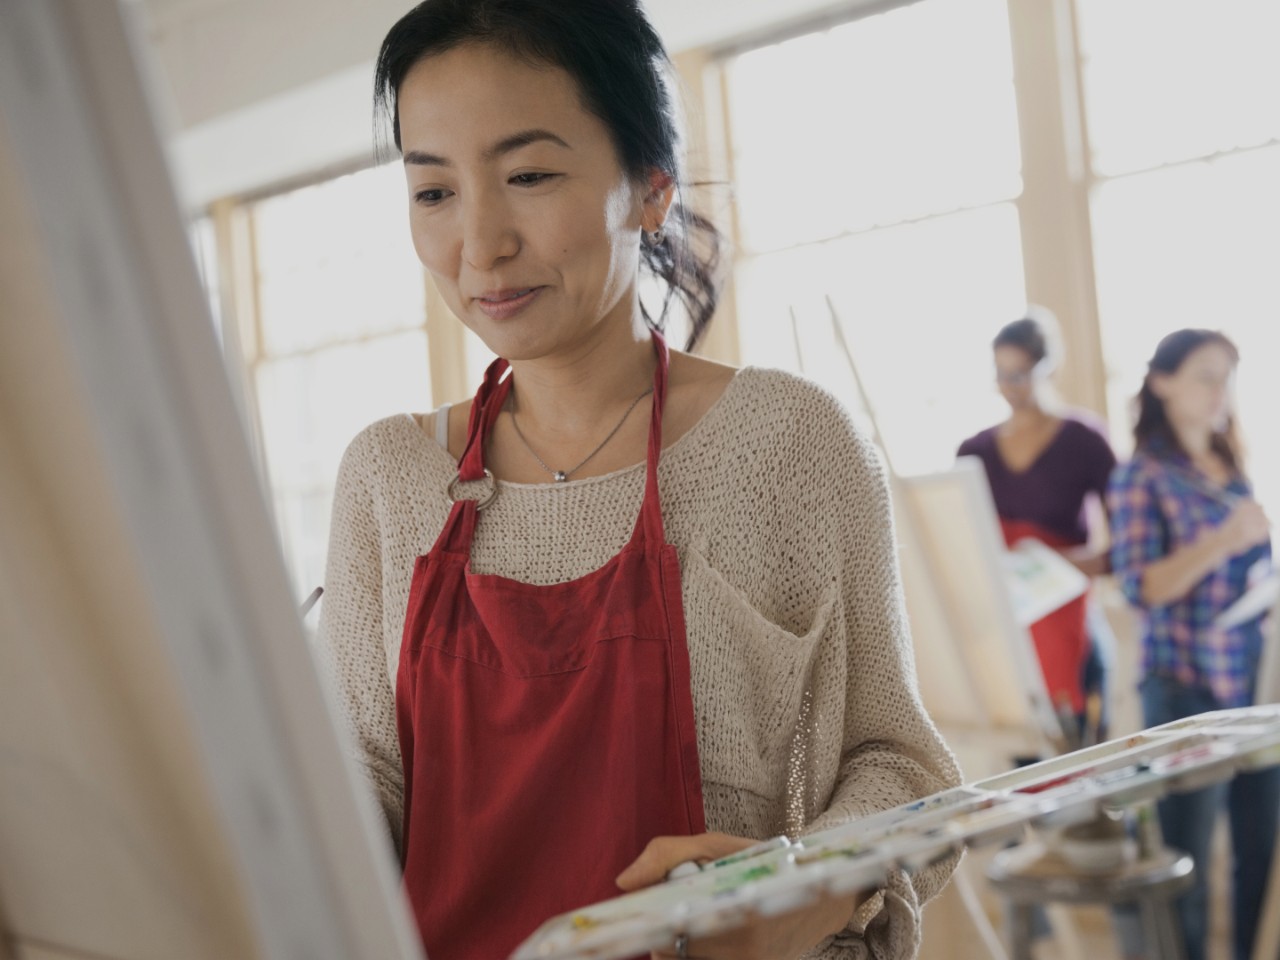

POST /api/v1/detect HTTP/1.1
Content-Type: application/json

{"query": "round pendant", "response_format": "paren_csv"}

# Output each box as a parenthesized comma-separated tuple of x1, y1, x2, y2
(553, 471, 568, 483)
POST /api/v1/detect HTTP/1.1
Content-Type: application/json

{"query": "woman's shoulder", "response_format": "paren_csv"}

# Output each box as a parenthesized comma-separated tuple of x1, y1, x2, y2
(337, 412, 453, 485)
(715, 365, 844, 425)
(716, 366, 884, 474)
(1057, 413, 1117, 475)
(958, 424, 998, 456)
(716, 365, 852, 422)
(1061, 410, 1114, 446)
(1109, 449, 1166, 489)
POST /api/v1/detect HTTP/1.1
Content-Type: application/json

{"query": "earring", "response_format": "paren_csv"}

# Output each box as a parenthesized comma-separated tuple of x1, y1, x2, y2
(643, 225, 665, 247)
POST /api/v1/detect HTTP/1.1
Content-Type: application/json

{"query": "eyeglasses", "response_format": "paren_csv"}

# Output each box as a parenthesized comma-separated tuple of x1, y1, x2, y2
(995, 370, 1035, 386)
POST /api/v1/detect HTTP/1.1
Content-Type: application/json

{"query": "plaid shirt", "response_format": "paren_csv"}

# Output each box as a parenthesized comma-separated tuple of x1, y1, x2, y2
(1108, 444, 1272, 707)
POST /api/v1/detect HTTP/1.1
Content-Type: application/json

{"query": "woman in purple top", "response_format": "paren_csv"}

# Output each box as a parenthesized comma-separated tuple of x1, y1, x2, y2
(958, 311, 1117, 730)
(958, 311, 1117, 557)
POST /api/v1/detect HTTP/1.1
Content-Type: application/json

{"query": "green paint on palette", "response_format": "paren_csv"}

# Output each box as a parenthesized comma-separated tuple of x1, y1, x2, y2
(711, 861, 777, 894)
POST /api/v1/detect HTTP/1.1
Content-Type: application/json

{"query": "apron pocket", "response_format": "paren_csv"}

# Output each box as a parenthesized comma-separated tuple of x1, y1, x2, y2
(681, 546, 833, 799)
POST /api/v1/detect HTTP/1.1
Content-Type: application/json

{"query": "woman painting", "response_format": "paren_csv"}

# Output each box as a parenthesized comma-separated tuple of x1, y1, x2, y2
(317, 2, 960, 957)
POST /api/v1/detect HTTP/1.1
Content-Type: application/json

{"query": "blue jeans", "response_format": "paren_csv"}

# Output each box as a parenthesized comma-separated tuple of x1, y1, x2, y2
(1132, 675, 1280, 960)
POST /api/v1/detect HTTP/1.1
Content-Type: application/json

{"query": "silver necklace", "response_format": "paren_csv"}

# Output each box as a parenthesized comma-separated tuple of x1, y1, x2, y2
(509, 385, 653, 482)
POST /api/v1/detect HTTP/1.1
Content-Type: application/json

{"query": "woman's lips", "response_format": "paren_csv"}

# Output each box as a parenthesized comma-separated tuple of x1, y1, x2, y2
(475, 287, 543, 321)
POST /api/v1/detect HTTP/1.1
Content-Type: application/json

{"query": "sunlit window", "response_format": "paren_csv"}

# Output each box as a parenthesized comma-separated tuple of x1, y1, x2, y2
(1079, 0, 1280, 508)
(1077, 0, 1280, 178)
(724, 0, 1024, 474)
(248, 163, 431, 599)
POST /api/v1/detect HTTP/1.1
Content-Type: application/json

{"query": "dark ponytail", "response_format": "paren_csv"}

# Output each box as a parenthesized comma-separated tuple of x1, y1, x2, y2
(374, 0, 723, 351)
(1134, 328, 1241, 472)
(992, 308, 1058, 370)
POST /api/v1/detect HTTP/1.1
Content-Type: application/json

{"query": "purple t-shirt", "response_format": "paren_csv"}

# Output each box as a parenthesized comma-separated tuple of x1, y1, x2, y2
(958, 414, 1117, 545)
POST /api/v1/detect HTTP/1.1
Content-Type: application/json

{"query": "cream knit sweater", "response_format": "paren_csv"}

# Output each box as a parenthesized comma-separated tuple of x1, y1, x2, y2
(317, 366, 961, 960)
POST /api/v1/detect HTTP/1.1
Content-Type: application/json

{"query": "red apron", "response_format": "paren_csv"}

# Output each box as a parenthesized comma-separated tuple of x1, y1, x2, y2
(395, 333, 706, 960)
(1001, 519, 1088, 715)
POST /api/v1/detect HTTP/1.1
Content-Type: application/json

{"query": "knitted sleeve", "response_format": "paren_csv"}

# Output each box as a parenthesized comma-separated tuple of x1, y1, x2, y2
(795, 389, 963, 958)
(314, 430, 405, 859)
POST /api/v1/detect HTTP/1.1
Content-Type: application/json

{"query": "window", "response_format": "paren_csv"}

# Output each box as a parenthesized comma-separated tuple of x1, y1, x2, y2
(724, 0, 1026, 474)
(245, 163, 432, 599)
(1079, 0, 1280, 506)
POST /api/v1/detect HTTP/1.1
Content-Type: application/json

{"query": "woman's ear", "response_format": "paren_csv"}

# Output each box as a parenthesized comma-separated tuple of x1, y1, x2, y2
(640, 169, 675, 233)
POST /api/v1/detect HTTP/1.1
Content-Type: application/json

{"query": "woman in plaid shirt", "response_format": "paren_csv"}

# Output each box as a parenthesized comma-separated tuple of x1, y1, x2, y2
(1108, 328, 1276, 960)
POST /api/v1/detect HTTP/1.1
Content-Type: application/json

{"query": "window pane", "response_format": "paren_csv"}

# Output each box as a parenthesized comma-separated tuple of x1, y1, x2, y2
(1092, 144, 1280, 507)
(1077, 0, 1280, 177)
(255, 330, 431, 595)
(726, 0, 1022, 252)
(735, 203, 1025, 476)
(253, 164, 425, 356)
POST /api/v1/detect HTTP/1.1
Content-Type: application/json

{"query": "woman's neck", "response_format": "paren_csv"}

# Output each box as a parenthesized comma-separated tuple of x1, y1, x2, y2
(505, 314, 656, 440)
(1005, 403, 1054, 431)
(1170, 421, 1213, 459)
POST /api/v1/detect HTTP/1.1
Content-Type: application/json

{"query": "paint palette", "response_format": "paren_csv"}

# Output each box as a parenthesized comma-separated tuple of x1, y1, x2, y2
(512, 707, 1280, 960)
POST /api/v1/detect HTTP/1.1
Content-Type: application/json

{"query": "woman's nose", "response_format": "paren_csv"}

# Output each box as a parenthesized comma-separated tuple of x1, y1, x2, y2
(461, 190, 520, 270)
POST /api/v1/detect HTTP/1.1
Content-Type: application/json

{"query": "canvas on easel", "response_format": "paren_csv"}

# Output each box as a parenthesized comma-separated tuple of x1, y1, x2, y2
(896, 459, 1066, 751)
(0, 3, 422, 958)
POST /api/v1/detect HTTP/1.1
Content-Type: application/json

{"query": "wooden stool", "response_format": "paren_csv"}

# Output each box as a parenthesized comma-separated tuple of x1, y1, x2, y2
(985, 843, 1195, 960)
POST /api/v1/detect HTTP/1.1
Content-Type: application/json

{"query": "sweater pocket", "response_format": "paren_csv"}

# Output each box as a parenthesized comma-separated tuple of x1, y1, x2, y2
(681, 546, 833, 800)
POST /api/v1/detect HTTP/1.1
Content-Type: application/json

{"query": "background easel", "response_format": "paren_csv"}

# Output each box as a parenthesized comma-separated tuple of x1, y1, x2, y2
(790, 298, 1087, 959)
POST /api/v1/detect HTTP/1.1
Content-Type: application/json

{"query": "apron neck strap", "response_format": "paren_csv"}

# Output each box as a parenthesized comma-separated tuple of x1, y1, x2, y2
(455, 330, 671, 545)
(457, 357, 512, 482)
(633, 331, 669, 546)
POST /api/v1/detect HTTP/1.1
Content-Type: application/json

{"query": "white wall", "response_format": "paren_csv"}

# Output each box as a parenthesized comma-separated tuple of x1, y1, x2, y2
(136, 0, 888, 208)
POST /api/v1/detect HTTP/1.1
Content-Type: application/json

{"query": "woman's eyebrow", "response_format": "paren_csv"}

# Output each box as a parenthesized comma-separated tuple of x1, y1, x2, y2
(402, 128, 571, 168)
(483, 128, 571, 160)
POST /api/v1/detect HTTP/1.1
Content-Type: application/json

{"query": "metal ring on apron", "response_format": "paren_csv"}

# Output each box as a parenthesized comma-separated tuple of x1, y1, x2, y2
(446, 468, 498, 510)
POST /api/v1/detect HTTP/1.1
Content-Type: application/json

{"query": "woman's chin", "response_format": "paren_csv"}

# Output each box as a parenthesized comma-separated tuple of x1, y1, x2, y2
(470, 326, 561, 364)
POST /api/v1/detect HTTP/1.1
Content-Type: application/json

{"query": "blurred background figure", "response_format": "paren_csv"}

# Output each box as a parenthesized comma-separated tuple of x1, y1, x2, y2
(1108, 328, 1277, 960)
(959, 308, 1117, 744)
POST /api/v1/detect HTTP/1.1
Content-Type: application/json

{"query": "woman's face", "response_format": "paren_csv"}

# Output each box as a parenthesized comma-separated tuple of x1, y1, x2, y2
(396, 43, 664, 362)
(993, 344, 1040, 411)
(1152, 342, 1236, 435)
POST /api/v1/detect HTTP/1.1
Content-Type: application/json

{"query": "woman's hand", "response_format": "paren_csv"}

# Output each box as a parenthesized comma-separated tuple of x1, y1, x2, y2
(616, 832, 756, 889)
(617, 833, 869, 960)
(1141, 498, 1271, 606)
(1061, 544, 1109, 577)
(1216, 499, 1271, 556)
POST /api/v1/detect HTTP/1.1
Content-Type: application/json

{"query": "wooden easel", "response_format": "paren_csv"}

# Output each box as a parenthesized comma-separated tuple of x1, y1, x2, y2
(0, 3, 422, 958)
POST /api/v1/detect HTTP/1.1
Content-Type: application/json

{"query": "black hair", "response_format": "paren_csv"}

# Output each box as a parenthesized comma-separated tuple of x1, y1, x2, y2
(1134, 328, 1241, 472)
(373, 0, 722, 351)
(993, 314, 1052, 367)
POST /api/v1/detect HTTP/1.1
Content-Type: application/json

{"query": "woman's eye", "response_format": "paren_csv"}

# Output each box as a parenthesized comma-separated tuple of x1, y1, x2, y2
(413, 187, 451, 206)
(510, 172, 557, 187)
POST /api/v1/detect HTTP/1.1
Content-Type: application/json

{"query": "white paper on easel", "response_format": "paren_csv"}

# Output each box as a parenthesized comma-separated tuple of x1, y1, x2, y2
(1002, 538, 1090, 628)
(1214, 570, 1279, 631)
